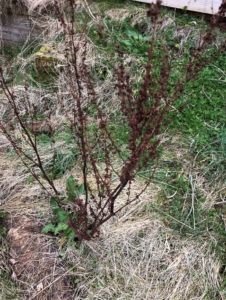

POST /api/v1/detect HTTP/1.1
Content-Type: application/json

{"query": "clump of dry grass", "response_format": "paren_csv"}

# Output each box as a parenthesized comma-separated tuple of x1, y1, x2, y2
(1, 0, 56, 15)
(65, 207, 222, 300)
(105, 6, 147, 23)
(0, 237, 20, 300)
(0, 142, 49, 214)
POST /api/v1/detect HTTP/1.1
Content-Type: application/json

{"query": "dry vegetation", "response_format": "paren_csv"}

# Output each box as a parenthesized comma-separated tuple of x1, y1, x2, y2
(1, 0, 226, 299)
(0, 139, 224, 299)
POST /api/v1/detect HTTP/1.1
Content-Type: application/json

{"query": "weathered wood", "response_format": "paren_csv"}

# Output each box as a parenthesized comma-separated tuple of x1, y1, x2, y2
(1, 13, 41, 45)
(133, 0, 222, 15)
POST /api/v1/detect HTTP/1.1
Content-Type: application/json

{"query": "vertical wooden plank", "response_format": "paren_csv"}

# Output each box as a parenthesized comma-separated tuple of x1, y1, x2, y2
(1, 13, 41, 45)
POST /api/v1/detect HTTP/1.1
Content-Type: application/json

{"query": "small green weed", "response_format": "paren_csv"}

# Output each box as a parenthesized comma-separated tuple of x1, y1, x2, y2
(42, 175, 85, 239)
(42, 197, 75, 238)
(118, 24, 150, 56)
(51, 150, 79, 179)
(2, 44, 25, 62)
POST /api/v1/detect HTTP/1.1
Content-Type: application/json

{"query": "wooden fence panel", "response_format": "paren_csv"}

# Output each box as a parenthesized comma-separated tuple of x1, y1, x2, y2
(1, 14, 41, 45)
(133, 0, 222, 15)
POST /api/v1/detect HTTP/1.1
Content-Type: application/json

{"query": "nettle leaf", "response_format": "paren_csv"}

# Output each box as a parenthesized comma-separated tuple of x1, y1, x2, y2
(66, 175, 85, 202)
(65, 227, 75, 239)
(121, 40, 132, 47)
(54, 222, 68, 235)
(78, 183, 85, 195)
(41, 223, 55, 233)
(50, 197, 59, 210)
(143, 35, 151, 42)
(55, 208, 69, 222)
(125, 26, 140, 40)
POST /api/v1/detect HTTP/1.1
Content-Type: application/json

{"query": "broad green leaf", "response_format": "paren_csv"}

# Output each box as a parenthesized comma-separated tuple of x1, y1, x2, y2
(55, 209, 69, 222)
(121, 40, 132, 47)
(143, 35, 151, 42)
(125, 26, 137, 36)
(50, 197, 59, 210)
(41, 223, 55, 233)
(65, 227, 75, 239)
(54, 222, 68, 235)
(125, 26, 142, 40)
(78, 184, 85, 195)
(66, 175, 84, 202)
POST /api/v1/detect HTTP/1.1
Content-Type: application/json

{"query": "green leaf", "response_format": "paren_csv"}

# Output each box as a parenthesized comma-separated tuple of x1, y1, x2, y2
(125, 27, 138, 38)
(41, 223, 55, 233)
(55, 208, 69, 222)
(143, 35, 151, 42)
(78, 184, 85, 195)
(28, 176, 35, 185)
(50, 197, 59, 210)
(138, 230, 145, 238)
(54, 222, 68, 235)
(121, 40, 132, 47)
(65, 227, 75, 239)
(0, 210, 6, 218)
(66, 175, 85, 202)
(66, 175, 78, 198)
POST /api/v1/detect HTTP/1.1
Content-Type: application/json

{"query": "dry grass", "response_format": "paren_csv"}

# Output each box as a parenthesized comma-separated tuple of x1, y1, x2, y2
(0, 0, 95, 17)
(105, 6, 147, 23)
(0, 137, 49, 214)
(0, 123, 225, 299)
(0, 236, 21, 299)
(0, 0, 55, 15)
(0, 130, 222, 300)
(0, 134, 75, 299)
(65, 206, 223, 299)
(4, 215, 74, 299)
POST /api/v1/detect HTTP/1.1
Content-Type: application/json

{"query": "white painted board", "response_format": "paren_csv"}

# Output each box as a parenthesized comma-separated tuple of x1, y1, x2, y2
(133, 0, 222, 15)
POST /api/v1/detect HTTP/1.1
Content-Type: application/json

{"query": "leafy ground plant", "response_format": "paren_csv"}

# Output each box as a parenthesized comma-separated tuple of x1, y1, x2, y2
(1, 0, 226, 241)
